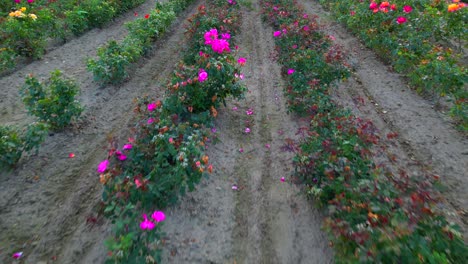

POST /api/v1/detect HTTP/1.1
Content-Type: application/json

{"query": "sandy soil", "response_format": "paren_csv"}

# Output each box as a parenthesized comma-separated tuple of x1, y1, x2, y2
(161, 2, 332, 263)
(0, 0, 203, 263)
(298, 0, 467, 233)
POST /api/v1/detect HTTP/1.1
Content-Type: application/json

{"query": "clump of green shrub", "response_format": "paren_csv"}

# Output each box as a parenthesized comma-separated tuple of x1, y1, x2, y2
(20, 70, 83, 130)
(0, 122, 49, 169)
(87, 5, 178, 85)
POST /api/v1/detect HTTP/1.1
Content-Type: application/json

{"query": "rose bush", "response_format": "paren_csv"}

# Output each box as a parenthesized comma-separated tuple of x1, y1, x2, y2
(318, 0, 467, 131)
(261, 0, 467, 262)
(99, 1, 246, 262)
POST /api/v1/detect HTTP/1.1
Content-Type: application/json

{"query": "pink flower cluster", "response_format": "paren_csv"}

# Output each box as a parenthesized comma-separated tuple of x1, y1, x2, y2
(15, 0, 34, 3)
(369, 2, 413, 24)
(140, 211, 166, 230)
(204, 28, 231, 54)
(97, 142, 134, 173)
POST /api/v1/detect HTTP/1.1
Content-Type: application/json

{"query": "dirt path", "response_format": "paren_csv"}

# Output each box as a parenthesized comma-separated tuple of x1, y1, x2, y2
(0, 1, 203, 263)
(161, 2, 332, 263)
(298, 0, 467, 232)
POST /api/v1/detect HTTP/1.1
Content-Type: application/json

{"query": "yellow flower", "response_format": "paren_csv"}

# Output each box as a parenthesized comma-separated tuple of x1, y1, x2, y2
(20, 7, 27, 12)
(9, 12, 15, 17)
(29, 14, 37, 20)
(448, 3, 459, 12)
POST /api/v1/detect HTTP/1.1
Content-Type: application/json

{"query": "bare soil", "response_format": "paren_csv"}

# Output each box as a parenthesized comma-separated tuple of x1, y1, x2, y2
(0, 0, 466, 263)
(161, 2, 332, 263)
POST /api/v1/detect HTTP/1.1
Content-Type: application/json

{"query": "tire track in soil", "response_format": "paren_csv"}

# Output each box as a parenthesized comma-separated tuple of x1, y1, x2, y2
(0, 1, 203, 263)
(299, 0, 467, 235)
(161, 2, 332, 263)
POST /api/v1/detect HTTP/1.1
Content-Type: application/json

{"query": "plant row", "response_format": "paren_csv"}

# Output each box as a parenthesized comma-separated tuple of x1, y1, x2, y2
(86, 0, 198, 85)
(96, 0, 246, 262)
(261, 0, 467, 262)
(1, 70, 83, 169)
(0, 0, 147, 73)
(317, 0, 467, 131)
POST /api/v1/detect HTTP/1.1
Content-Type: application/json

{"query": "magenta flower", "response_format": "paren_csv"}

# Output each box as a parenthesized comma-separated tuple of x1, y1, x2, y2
(221, 33, 231, 39)
(115, 151, 127, 161)
(245, 127, 251, 133)
(198, 69, 208, 82)
(232, 106, 238, 111)
(97, 160, 109, 173)
(204, 28, 218, 45)
(211, 39, 230, 53)
(27, 0, 34, 3)
(265, 144, 271, 149)
(273, 31, 281, 37)
(246, 108, 254, 115)
(396, 16, 407, 24)
(280, 177, 285, 182)
(287, 69, 295, 75)
(232, 185, 238, 190)
(303, 14, 308, 18)
(15, 0, 21, 3)
(239, 148, 244, 153)
(403, 5, 412, 13)
(369, 2, 378, 10)
(151, 211, 166, 222)
(147, 118, 155, 124)
(303, 25, 310, 31)
(273, 6, 278, 11)
(140, 214, 155, 230)
(169, 137, 174, 144)
(123, 144, 133, 150)
(238, 57, 246, 66)
(12, 252, 23, 259)
(147, 102, 157, 112)
(211, 127, 217, 133)
(199, 51, 204, 57)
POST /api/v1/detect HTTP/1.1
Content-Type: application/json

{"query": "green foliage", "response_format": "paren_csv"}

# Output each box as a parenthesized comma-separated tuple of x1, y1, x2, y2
(0, 47, 17, 72)
(112, 0, 147, 12)
(319, 0, 468, 130)
(261, 0, 468, 262)
(99, 0, 245, 261)
(104, 205, 163, 263)
(20, 70, 83, 130)
(87, 3, 182, 85)
(0, 7, 54, 59)
(0, 122, 49, 169)
(0, 0, 147, 72)
(87, 40, 143, 84)
(125, 8, 176, 51)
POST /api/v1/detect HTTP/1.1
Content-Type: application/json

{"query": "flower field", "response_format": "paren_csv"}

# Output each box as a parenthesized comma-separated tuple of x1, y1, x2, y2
(0, 0, 466, 263)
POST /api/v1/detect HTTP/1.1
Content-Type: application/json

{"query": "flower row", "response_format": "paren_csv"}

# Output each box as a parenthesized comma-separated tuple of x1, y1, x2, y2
(0, 0, 148, 74)
(96, 0, 245, 262)
(319, 0, 467, 131)
(261, 0, 467, 262)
